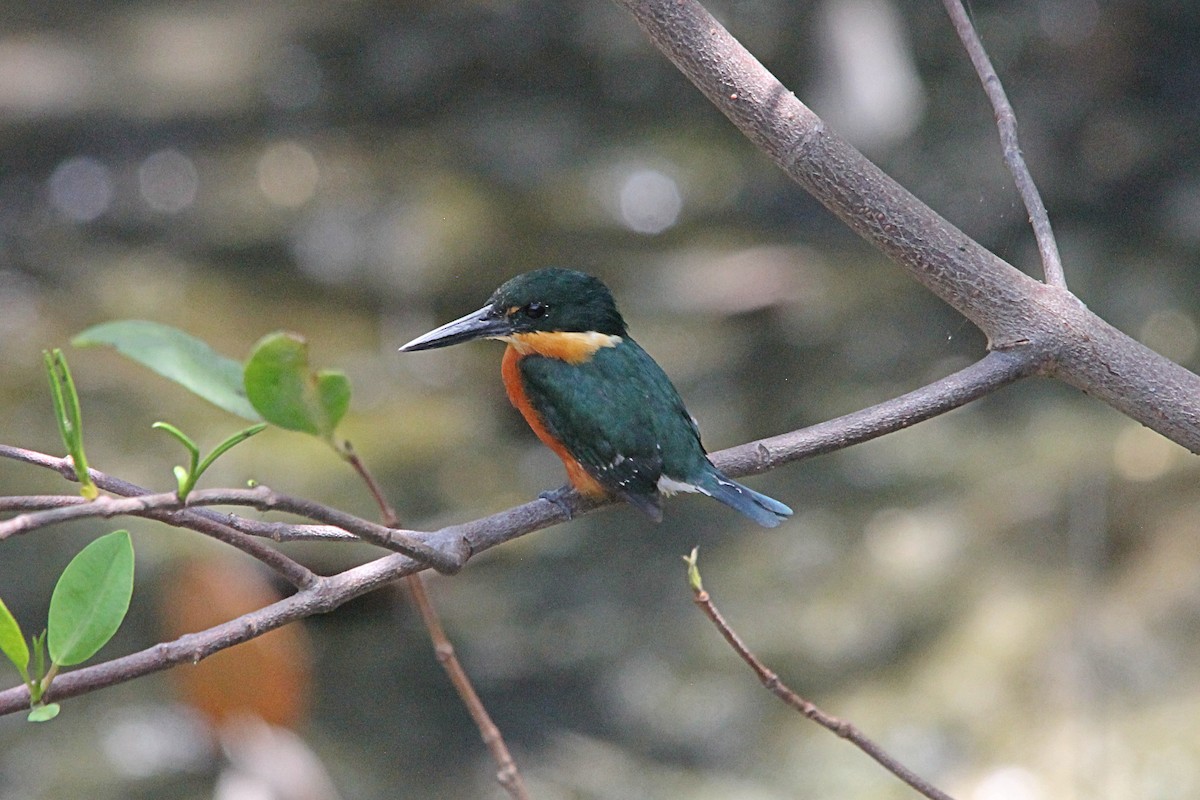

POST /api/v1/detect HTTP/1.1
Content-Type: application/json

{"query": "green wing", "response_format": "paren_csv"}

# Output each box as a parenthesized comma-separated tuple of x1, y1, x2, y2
(518, 339, 706, 514)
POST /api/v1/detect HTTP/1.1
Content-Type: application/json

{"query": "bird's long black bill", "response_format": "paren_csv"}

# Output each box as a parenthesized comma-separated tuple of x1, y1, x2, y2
(399, 305, 511, 352)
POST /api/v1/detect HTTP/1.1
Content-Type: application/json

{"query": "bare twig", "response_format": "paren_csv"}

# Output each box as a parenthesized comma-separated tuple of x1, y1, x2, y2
(0, 473, 461, 574)
(683, 550, 956, 800)
(407, 575, 531, 800)
(941, 0, 1065, 288)
(342, 441, 401, 527)
(341, 441, 531, 797)
(714, 349, 1033, 478)
(0, 495, 93, 512)
(224, 518, 361, 543)
(0, 444, 360, 543)
(0, 447, 318, 590)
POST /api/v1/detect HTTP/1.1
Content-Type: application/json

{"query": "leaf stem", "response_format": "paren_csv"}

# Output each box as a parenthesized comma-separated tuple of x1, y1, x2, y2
(38, 662, 59, 698)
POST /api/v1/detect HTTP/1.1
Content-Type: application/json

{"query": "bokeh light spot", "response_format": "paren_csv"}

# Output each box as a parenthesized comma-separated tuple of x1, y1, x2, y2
(257, 141, 319, 208)
(138, 149, 199, 214)
(617, 168, 681, 234)
(864, 506, 962, 587)
(0, 36, 96, 116)
(48, 156, 113, 222)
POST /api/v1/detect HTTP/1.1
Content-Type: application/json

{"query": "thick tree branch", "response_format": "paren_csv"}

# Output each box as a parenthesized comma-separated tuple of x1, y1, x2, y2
(612, 0, 1200, 452)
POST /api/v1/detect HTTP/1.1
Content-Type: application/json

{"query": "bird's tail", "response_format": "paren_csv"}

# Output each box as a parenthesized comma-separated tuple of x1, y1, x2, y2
(695, 470, 793, 528)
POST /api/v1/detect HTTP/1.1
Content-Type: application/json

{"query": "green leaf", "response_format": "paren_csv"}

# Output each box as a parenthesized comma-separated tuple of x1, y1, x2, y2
(47, 531, 135, 667)
(316, 372, 351, 434)
(44, 349, 98, 499)
(682, 547, 704, 594)
(73, 321, 261, 421)
(27, 705, 60, 724)
(154, 421, 267, 500)
(0, 597, 29, 678)
(27, 703, 60, 722)
(152, 421, 201, 498)
(151, 421, 200, 465)
(193, 423, 267, 480)
(243, 332, 351, 440)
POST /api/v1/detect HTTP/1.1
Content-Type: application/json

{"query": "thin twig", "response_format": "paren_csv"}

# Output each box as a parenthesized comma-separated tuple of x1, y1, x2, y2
(0, 448, 317, 589)
(224, 518, 361, 543)
(0, 481, 462, 574)
(0, 444, 360, 543)
(714, 349, 1034, 478)
(0, 494, 333, 589)
(342, 441, 532, 798)
(407, 574, 531, 800)
(342, 441, 401, 527)
(0, 495, 91, 511)
(941, 0, 1065, 288)
(683, 551, 956, 800)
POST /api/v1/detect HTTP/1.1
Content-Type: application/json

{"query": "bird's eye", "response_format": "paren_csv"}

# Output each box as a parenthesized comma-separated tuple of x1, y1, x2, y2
(524, 302, 547, 319)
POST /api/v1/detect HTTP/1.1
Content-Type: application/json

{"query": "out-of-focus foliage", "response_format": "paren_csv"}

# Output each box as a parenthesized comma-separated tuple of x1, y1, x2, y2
(1, 0, 1199, 798)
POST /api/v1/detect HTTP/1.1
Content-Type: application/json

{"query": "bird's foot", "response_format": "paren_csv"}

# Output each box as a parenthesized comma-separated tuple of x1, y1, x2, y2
(539, 486, 575, 519)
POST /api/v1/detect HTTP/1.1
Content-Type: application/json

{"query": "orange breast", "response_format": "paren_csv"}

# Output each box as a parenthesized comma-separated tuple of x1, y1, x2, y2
(501, 345, 607, 497)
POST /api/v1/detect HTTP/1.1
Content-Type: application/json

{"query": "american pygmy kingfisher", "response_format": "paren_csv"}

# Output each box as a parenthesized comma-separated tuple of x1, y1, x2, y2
(400, 268, 793, 527)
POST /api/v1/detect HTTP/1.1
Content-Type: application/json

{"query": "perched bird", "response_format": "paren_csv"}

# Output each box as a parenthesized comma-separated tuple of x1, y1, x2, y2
(400, 268, 793, 527)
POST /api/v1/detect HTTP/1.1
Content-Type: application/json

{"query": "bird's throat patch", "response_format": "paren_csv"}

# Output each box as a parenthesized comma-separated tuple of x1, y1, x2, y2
(501, 331, 621, 364)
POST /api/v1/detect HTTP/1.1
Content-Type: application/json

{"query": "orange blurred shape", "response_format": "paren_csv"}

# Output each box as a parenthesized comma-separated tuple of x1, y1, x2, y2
(160, 557, 312, 729)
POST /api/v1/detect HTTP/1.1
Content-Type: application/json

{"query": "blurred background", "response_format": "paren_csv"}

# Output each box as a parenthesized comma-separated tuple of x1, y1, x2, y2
(1, 0, 1199, 797)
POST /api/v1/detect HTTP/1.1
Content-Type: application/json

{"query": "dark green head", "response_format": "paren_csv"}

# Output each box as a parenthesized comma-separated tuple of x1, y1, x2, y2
(490, 268, 626, 336)
(400, 268, 627, 351)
